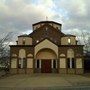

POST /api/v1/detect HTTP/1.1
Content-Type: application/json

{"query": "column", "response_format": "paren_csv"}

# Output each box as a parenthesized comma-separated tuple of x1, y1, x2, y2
(39, 59, 41, 68)
(35, 59, 37, 68)
(70, 58, 72, 68)
(56, 59, 57, 68)
(51, 59, 53, 68)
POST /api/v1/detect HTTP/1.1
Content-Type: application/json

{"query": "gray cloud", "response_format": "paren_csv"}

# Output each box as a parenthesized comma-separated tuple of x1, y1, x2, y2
(56, 0, 90, 32)
(0, 0, 90, 41)
(0, 0, 54, 34)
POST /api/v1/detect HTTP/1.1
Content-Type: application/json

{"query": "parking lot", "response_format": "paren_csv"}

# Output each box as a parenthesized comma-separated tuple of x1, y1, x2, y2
(0, 74, 90, 90)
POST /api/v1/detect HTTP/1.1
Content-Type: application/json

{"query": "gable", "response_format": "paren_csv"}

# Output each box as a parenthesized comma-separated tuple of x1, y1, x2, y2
(35, 39, 58, 57)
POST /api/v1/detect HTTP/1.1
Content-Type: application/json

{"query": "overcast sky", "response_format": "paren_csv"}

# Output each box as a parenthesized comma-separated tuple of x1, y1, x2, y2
(0, 0, 90, 40)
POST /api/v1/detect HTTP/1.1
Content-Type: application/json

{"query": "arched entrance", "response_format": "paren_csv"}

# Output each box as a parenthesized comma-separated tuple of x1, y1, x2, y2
(35, 48, 57, 73)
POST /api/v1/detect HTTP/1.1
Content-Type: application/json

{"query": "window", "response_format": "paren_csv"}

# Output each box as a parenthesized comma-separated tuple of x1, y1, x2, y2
(53, 60, 56, 69)
(37, 60, 39, 68)
(67, 58, 70, 68)
(68, 38, 71, 45)
(18, 58, 26, 68)
(72, 58, 75, 68)
(36, 40, 39, 43)
(56, 27, 58, 29)
(46, 27, 48, 31)
(23, 39, 25, 45)
(67, 58, 75, 68)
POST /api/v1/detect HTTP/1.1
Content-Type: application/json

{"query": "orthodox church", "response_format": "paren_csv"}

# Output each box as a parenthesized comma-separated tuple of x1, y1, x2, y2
(10, 21, 84, 74)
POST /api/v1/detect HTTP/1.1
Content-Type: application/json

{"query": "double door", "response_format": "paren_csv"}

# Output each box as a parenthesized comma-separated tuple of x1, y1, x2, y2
(41, 60, 51, 73)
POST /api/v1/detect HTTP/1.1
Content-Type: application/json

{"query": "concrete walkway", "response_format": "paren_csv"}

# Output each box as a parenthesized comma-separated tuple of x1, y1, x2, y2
(0, 74, 90, 90)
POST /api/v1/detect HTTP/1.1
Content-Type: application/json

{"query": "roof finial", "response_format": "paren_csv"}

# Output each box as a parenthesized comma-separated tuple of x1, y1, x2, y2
(46, 16, 48, 21)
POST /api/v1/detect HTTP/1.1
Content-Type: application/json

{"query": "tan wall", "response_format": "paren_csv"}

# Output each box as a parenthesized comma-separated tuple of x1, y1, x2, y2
(18, 37, 32, 45)
(76, 58, 83, 68)
(11, 58, 17, 68)
(61, 37, 76, 45)
(67, 49, 74, 58)
(53, 24, 61, 30)
(70, 37, 76, 45)
(59, 58, 66, 68)
(27, 58, 33, 68)
(36, 49, 57, 59)
(35, 39, 58, 58)
(19, 49, 26, 58)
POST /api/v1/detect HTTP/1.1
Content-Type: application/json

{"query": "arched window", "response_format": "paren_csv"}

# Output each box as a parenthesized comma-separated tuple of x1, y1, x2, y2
(67, 49, 75, 68)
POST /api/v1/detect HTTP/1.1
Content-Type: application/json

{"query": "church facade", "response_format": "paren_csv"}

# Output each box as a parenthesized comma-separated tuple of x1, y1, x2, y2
(10, 21, 84, 74)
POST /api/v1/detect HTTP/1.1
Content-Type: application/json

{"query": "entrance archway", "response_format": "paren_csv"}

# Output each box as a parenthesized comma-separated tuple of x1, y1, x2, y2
(35, 48, 57, 73)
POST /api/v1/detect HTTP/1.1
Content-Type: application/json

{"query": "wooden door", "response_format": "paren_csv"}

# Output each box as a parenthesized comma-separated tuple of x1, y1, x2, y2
(41, 60, 51, 73)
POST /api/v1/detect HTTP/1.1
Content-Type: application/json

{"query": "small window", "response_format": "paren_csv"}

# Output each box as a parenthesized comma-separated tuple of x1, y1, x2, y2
(56, 27, 58, 29)
(68, 38, 71, 44)
(67, 58, 70, 68)
(37, 60, 39, 68)
(23, 39, 25, 45)
(53, 60, 56, 69)
(72, 58, 75, 68)
(46, 27, 48, 31)
(36, 40, 39, 43)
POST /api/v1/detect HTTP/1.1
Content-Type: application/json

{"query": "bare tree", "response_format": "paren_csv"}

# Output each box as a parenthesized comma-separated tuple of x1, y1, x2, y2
(0, 32, 13, 70)
(76, 31, 90, 53)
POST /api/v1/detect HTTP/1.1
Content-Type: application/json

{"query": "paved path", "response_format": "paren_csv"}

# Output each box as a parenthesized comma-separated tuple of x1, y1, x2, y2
(0, 74, 90, 90)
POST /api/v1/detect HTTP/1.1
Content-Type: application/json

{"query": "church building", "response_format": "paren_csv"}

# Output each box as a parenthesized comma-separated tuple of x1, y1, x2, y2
(10, 21, 84, 74)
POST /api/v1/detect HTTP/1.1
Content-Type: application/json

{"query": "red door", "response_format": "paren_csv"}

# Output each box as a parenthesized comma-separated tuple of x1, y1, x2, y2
(41, 60, 51, 73)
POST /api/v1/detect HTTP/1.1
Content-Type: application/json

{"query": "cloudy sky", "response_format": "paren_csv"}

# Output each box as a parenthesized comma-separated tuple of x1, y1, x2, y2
(0, 0, 90, 40)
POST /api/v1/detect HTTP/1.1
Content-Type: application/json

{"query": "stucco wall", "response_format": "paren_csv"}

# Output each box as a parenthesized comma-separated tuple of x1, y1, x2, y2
(76, 58, 83, 68)
(67, 49, 74, 58)
(61, 37, 76, 45)
(59, 58, 66, 68)
(19, 49, 26, 58)
(36, 49, 57, 59)
(11, 58, 17, 68)
(27, 58, 33, 68)
(18, 37, 32, 45)
(35, 39, 58, 58)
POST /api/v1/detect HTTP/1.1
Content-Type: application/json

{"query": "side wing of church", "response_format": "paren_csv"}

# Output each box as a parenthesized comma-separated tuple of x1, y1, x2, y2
(10, 21, 84, 74)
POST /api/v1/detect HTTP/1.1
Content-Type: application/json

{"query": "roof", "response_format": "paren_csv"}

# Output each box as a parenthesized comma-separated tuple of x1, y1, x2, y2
(29, 23, 65, 38)
(33, 21, 62, 26)
(18, 34, 30, 37)
(64, 34, 76, 37)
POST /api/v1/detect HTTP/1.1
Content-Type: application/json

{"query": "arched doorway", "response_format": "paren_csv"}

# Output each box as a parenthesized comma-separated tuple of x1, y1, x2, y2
(35, 48, 57, 73)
